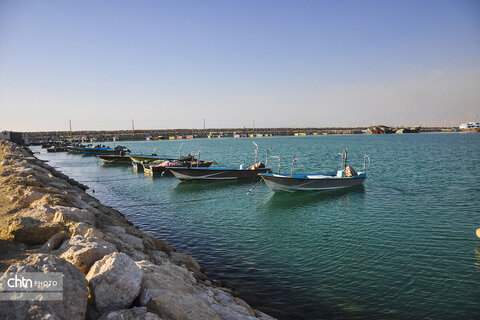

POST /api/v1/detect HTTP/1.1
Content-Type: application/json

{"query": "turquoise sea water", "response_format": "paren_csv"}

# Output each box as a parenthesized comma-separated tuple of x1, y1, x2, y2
(34, 133, 480, 319)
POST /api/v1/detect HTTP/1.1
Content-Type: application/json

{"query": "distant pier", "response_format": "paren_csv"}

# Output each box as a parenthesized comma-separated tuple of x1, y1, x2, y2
(23, 126, 458, 144)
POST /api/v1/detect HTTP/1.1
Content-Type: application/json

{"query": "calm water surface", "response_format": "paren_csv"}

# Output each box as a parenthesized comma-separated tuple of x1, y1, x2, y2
(34, 133, 480, 319)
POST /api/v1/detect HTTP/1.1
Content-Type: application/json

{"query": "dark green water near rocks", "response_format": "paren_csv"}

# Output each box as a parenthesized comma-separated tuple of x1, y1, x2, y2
(34, 133, 480, 319)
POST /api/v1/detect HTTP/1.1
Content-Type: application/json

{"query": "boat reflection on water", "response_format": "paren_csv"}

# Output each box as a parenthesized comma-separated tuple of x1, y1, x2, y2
(174, 179, 256, 193)
(475, 248, 480, 270)
(262, 185, 365, 210)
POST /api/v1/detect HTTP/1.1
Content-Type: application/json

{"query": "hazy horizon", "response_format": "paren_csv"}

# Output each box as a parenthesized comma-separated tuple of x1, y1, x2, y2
(1, 1, 479, 131)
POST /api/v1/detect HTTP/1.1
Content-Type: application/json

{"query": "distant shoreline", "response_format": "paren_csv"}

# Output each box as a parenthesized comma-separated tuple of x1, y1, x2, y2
(20, 126, 458, 143)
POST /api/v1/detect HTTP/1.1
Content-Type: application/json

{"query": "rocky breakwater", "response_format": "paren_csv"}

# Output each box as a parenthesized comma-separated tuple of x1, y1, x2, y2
(0, 140, 275, 320)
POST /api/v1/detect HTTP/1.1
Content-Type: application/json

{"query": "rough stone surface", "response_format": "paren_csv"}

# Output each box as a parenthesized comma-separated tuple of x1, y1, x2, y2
(170, 252, 202, 273)
(69, 221, 104, 238)
(146, 250, 168, 265)
(42, 231, 70, 250)
(0, 254, 88, 320)
(52, 206, 96, 225)
(59, 235, 117, 274)
(98, 307, 163, 320)
(136, 260, 221, 320)
(118, 232, 144, 251)
(2, 216, 64, 245)
(86, 252, 143, 313)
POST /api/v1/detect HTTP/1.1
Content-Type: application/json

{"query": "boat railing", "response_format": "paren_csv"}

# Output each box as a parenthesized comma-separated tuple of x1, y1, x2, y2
(290, 155, 298, 177)
(270, 155, 282, 174)
(363, 154, 370, 173)
(253, 142, 258, 164)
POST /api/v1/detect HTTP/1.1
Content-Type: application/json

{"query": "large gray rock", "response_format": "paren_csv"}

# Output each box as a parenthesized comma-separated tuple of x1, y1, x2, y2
(146, 250, 168, 265)
(59, 235, 117, 274)
(170, 252, 202, 273)
(52, 206, 96, 225)
(69, 221, 104, 238)
(118, 233, 144, 251)
(1, 216, 64, 245)
(86, 252, 143, 313)
(98, 307, 163, 320)
(0, 254, 88, 320)
(136, 260, 220, 320)
(197, 290, 260, 320)
(42, 231, 70, 250)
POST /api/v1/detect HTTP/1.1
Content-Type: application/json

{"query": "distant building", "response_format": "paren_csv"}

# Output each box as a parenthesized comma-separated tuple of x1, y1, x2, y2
(1, 131, 24, 144)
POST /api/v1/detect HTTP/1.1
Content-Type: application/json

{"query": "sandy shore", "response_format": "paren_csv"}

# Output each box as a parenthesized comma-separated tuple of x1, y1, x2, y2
(0, 140, 275, 320)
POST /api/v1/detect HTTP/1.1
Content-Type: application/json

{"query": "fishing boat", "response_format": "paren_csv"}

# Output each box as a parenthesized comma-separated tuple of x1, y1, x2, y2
(98, 155, 132, 164)
(259, 149, 368, 192)
(169, 163, 271, 181)
(169, 142, 272, 181)
(395, 126, 421, 134)
(143, 160, 215, 175)
(70, 145, 130, 155)
(367, 125, 394, 134)
(46, 146, 68, 153)
(459, 122, 480, 132)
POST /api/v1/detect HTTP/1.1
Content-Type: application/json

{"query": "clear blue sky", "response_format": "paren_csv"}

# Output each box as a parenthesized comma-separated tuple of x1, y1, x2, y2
(1, 0, 479, 131)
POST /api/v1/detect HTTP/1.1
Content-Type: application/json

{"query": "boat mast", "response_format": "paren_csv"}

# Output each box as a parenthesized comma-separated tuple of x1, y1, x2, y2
(253, 142, 258, 164)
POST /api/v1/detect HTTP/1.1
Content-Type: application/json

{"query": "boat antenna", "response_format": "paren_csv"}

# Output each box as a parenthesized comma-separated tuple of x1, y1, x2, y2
(363, 154, 370, 172)
(344, 147, 348, 170)
(290, 155, 297, 177)
(178, 141, 184, 158)
(338, 152, 344, 170)
(197, 150, 201, 167)
(253, 141, 258, 164)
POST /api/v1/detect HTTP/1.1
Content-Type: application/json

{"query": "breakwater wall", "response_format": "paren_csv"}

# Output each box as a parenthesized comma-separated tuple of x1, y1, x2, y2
(25, 127, 457, 143)
(0, 140, 275, 320)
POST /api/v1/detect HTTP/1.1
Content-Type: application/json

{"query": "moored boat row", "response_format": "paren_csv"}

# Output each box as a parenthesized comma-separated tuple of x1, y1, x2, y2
(56, 142, 368, 192)
(69, 144, 130, 155)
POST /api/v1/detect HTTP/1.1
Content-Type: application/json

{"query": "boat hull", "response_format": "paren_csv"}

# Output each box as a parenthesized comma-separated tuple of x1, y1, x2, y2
(460, 128, 480, 132)
(129, 154, 181, 162)
(83, 149, 124, 155)
(170, 167, 271, 181)
(71, 147, 127, 155)
(260, 173, 366, 192)
(47, 147, 68, 153)
(98, 155, 132, 164)
(143, 161, 214, 175)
